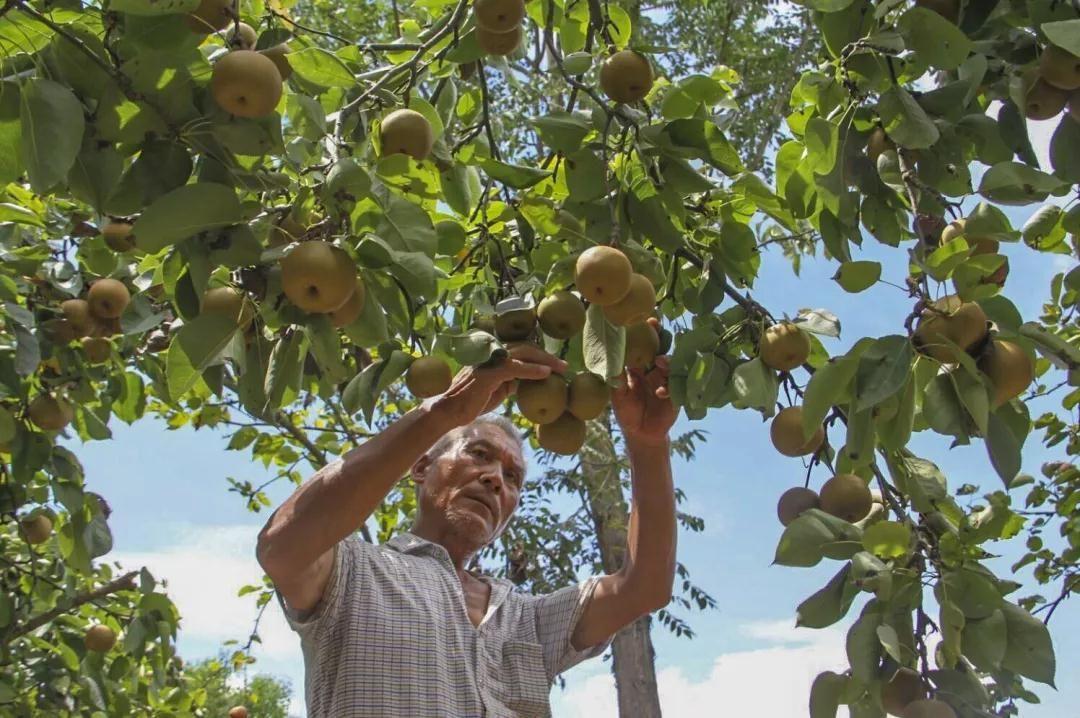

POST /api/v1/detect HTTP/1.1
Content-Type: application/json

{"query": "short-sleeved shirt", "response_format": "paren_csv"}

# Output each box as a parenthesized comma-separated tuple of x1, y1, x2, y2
(278, 532, 610, 718)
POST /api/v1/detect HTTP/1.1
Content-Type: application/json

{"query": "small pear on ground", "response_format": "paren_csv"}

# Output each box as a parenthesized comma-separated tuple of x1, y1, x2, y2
(379, 109, 435, 162)
(538, 291, 585, 340)
(516, 375, 567, 425)
(61, 299, 94, 337)
(599, 50, 654, 104)
(280, 241, 356, 313)
(211, 50, 283, 119)
(81, 337, 112, 364)
(185, 0, 233, 33)
(624, 321, 660, 370)
(759, 322, 810, 372)
(777, 487, 820, 526)
(28, 394, 74, 431)
(476, 25, 522, 56)
(495, 307, 537, 342)
(567, 372, 610, 421)
(20, 514, 53, 545)
(575, 246, 633, 306)
(820, 474, 873, 523)
(602, 273, 656, 327)
(329, 279, 366, 328)
(902, 699, 956, 718)
(102, 220, 135, 252)
(770, 406, 825, 457)
(227, 21, 258, 50)
(228, 708, 250, 718)
(537, 412, 587, 455)
(866, 127, 894, 163)
(85, 624, 117, 652)
(913, 296, 988, 364)
(202, 287, 254, 328)
(1025, 76, 1069, 120)
(260, 44, 293, 80)
(473, 0, 526, 32)
(977, 339, 1034, 407)
(406, 356, 453, 398)
(87, 278, 130, 320)
(1039, 45, 1080, 91)
(882, 667, 926, 717)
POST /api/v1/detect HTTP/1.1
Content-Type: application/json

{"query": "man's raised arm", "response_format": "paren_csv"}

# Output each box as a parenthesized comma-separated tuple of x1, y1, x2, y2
(256, 344, 564, 612)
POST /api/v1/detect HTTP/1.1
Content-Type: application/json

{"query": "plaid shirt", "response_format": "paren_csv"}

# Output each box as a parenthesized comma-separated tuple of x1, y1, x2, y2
(278, 532, 609, 717)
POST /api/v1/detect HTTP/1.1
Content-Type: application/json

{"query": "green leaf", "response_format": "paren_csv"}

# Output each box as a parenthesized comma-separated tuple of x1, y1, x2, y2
(809, 671, 847, 718)
(805, 117, 838, 175)
(110, 0, 198, 14)
(583, 304, 626, 380)
(853, 335, 913, 411)
(962, 609, 1007, 671)
(878, 86, 939, 149)
(0, 83, 22, 185)
(68, 143, 123, 214)
(862, 521, 911, 559)
(731, 357, 779, 415)
(435, 330, 504, 366)
(796, 564, 858, 628)
(288, 46, 356, 88)
(833, 261, 881, 293)
(774, 509, 863, 567)
(898, 8, 973, 70)
(876, 624, 904, 663)
(530, 111, 591, 153)
(1042, 19, 1080, 56)
(1050, 115, 1080, 183)
(937, 567, 1002, 619)
(19, 78, 85, 192)
(0, 202, 44, 227)
(166, 314, 237, 401)
(1021, 204, 1064, 244)
(133, 183, 242, 253)
(846, 601, 883, 683)
(978, 161, 1066, 205)
(480, 158, 552, 189)
(986, 411, 1022, 487)
(304, 317, 348, 385)
(264, 332, 306, 411)
(1001, 601, 1056, 686)
(666, 118, 745, 175)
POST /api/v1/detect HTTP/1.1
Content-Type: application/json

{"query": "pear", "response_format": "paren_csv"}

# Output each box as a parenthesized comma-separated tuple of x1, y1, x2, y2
(260, 44, 293, 81)
(494, 307, 537, 342)
(913, 295, 988, 364)
(476, 25, 522, 56)
(777, 487, 820, 526)
(20, 514, 53, 545)
(211, 50, 283, 119)
(280, 241, 356, 313)
(84, 624, 117, 653)
(759, 322, 810, 372)
(81, 337, 112, 364)
(329, 279, 366, 328)
(881, 667, 926, 717)
(269, 213, 305, 247)
(866, 127, 894, 163)
(102, 220, 135, 252)
(599, 50, 654, 104)
(227, 21, 258, 50)
(902, 699, 956, 718)
(202, 287, 254, 328)
(379, 109, 435, 162)
(575, 246, 633, 306)
(770, 406, 824, 457)
(474, 0, 525, 32)
(228, 708, 249, 718)
(406, 356, 453, 398)
(1039, 45, 1080, 91)
(1025, 76, 1069, 120)
(61, 298, 94, 337)
(820, 474, 873, 523)
(567, 372, 610, 421)
(28, 394, 74, 431)
(537, 291, 585, 340)
(516, 375, 568, 425)
(624, 321, 660, 370)
(186, 0, 233, 33)
(602, 273, 656, 327)
(87, 278, 130, 320)
(537, 412, 586, 455)
(977, 339, 1033, 407)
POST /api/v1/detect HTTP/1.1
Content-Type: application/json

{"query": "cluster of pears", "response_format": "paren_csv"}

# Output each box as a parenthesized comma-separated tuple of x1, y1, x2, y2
(938, 219, 1008, 286)
(517, 371, 611, 455)
(49, 277, 132, 369)
(1024, 42, 1080, 122)
(192, 1, 291, 119)
(913, 295, 1034, 407)
(278, 241, 366, 328)
(473, 0, 526, 56)
(880, 667, 956, 718)
(599, 50, 654, 105)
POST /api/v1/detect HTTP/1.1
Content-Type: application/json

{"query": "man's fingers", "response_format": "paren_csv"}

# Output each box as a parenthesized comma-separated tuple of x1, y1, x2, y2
(505, 342, 568, 374)
(501, 359, 552, 382)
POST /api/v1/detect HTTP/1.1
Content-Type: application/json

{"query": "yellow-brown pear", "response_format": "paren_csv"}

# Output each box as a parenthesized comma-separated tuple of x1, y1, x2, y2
(406, 356, 453, 398)
(759, 322, 810, 372)
(600, 50, 654, 104)
(624, 321, 660, 370)
(102, 220, 135, 252)
(575, 246, 633, 306)
(476, 25, 523, 56)
(537, 291, 585, 340)
(1039, 45, 1080, 91)
(379, 109, 435, 162)
(516, 375, 568, 425)
(20, 514, 53, 545)
(777, 487, 820, 526)
(329, 279, 366, 328)
(61, 299, 94, 337)
(567, 372, 610, 420)
(770, 406, 825, 457)
(537, 412, 586, 455)
(202, 287, 254, 328)
(474, 0, 526, 32)
(602, 273, 656, 327)
(186, 0, 233, 33)
(84, 625, 117, 653)
(87, 279, 130, 320)
(280, 241, 356, 313)
(882, 667, 926, 717)
(913, 296, 988, 364)
(977, 339, 1034, 407)
(1025, 77, 1069, 120)
(81, 337, 112, 364)
(260, 44, 293, 81)
(820, 474, 873, 523)
(227, 21, 258, 50)
(211, 50, 283, 119)
(28, 394, 74, 431)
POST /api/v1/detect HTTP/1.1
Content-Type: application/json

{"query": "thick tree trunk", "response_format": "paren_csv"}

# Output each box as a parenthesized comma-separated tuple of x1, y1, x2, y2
(581, 423, 663, 718)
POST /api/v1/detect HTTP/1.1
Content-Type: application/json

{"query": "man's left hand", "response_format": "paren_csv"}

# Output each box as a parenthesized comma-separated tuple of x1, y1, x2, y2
(612, 319, 677, 447)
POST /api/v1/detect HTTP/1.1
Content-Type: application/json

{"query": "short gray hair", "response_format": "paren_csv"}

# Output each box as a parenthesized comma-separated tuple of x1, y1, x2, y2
(427, 414, 523, 462)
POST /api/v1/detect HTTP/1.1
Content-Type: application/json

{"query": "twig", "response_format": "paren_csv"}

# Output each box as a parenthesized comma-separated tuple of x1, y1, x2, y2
(8, 571, 138, 641)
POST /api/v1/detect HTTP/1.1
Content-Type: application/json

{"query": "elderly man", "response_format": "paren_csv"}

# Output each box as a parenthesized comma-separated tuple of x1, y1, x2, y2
(256, 341, 677, 717)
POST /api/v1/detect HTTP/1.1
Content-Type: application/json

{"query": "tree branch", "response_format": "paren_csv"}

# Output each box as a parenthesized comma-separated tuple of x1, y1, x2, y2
(8, 571, 138, 642)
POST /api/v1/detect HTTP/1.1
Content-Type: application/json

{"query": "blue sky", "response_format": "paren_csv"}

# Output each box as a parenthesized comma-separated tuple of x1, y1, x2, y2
(70, 122, 1079, 716)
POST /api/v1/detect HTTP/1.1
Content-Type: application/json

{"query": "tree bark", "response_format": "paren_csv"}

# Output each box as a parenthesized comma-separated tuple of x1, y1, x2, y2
(581, 422, 663, 718)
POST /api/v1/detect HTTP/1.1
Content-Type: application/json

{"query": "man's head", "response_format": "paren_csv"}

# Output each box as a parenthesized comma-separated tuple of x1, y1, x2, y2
(410, 416, 525, 554)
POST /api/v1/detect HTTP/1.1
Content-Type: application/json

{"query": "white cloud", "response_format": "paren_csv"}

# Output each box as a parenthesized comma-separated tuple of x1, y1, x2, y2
(553, 620, 848, 718)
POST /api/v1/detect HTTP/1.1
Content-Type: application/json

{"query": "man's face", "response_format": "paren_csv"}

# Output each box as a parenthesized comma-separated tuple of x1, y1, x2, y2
(415, 424, 526, 548)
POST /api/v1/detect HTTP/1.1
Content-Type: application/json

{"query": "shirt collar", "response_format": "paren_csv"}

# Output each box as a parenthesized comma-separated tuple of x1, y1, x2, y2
(384, 531, 515, 606)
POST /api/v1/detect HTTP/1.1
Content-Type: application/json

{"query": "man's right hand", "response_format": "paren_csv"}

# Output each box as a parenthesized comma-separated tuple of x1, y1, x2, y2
(432, 343, 568, 428)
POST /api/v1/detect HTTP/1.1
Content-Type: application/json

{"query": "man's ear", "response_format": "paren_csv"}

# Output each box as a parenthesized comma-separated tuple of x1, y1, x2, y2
(411, 453, 432, 486)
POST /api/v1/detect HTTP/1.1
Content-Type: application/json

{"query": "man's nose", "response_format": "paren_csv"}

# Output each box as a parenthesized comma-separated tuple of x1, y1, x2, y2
(480, 468, 504, 493)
